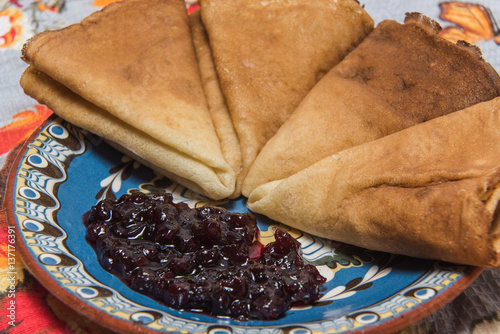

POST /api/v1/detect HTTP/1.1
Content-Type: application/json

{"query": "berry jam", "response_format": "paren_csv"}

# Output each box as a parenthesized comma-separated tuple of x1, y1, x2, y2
(82, 192, 326, 320)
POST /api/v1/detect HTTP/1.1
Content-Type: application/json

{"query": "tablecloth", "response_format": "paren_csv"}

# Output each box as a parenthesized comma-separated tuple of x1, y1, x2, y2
(0, 0, 499, 333)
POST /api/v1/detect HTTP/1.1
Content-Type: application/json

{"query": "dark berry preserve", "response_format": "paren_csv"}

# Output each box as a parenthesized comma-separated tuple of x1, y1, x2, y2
(82, 192, 326, 320)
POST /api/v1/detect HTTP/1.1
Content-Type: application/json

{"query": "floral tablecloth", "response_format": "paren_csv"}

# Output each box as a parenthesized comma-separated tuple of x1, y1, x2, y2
(0, 0, 499, 333)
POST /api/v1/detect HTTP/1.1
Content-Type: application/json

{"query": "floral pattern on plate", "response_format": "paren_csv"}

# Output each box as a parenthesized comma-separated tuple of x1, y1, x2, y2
(7, 116, 480, 334)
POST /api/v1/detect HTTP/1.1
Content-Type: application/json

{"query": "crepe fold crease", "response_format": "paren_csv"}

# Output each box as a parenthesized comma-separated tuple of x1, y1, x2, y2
(247, 97, 500, 268)
(189, 10, 242, 198)
(19, 0, 236, 200)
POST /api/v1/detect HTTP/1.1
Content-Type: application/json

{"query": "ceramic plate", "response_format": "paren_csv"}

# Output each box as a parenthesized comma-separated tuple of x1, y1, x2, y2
(5, 116, 481, 334)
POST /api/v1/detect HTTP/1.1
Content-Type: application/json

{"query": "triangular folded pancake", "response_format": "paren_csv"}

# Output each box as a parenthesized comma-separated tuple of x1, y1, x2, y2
(20, 0, 235, 199)
(189, 10, 242, 198)
(247, 97, 500, 267)
(20, 66, 233, 198)
(200, 0, 374, 188)
(242, 13, 500, 196)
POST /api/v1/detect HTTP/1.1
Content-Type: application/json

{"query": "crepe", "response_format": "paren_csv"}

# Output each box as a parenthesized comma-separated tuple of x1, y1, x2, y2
(20, 0, 236, 200)
(189, 10, 242, 198)
(242, 13, 500, 196)
(19, 67, 228, 199)
(200, 0, 374, 189)
(247, 97, 500, 268)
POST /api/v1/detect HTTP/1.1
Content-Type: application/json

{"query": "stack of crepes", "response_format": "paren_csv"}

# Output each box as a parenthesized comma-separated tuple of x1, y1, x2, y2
(19, 0, 374, 199)
(19, 0, 500, 267)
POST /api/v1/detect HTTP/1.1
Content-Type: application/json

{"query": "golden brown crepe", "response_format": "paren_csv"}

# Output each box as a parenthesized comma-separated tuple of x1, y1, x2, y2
(200, 0, 374, 189)
(20, 0, 236, 200)
(247, 97, 500, 268)
(20, 67, 232, 199)
(189, 10, 242, 198)
(242, 13, 500, 196)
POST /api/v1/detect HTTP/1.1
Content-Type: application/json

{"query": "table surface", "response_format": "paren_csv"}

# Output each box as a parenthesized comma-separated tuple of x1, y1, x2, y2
(1, 1, 499, 333)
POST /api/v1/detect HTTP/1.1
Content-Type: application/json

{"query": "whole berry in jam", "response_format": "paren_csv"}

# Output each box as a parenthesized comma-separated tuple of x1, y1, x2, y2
(83, 192, 326, 320)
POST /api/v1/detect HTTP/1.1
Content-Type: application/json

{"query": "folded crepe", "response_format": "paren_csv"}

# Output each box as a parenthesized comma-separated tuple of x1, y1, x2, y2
(200, 0, 374, 190)
(242, 13, 500, 196)
(247, 97, 500, 267)
(189, 10, 242, 198)
(20, 0, 236, 200)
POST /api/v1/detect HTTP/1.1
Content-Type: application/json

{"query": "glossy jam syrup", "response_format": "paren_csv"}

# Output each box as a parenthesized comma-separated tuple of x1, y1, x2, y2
(82, 192, 326, 320)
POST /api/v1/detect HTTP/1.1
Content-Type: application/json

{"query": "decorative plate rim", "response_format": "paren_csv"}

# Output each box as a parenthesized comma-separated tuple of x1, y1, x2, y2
(3, 115, 483, 334)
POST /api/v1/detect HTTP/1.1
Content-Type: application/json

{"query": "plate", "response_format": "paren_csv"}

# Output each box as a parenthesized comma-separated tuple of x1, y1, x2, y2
(5, 116, 482, 334)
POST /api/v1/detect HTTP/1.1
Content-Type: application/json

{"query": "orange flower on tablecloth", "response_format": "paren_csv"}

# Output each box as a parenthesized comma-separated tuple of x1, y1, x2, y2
(439, 2, 500, 44)
(92, 0, 121, 7)
(0, 105, 53, 156)
(35, 0, 65, 13)
(0, 8, 23, 49)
